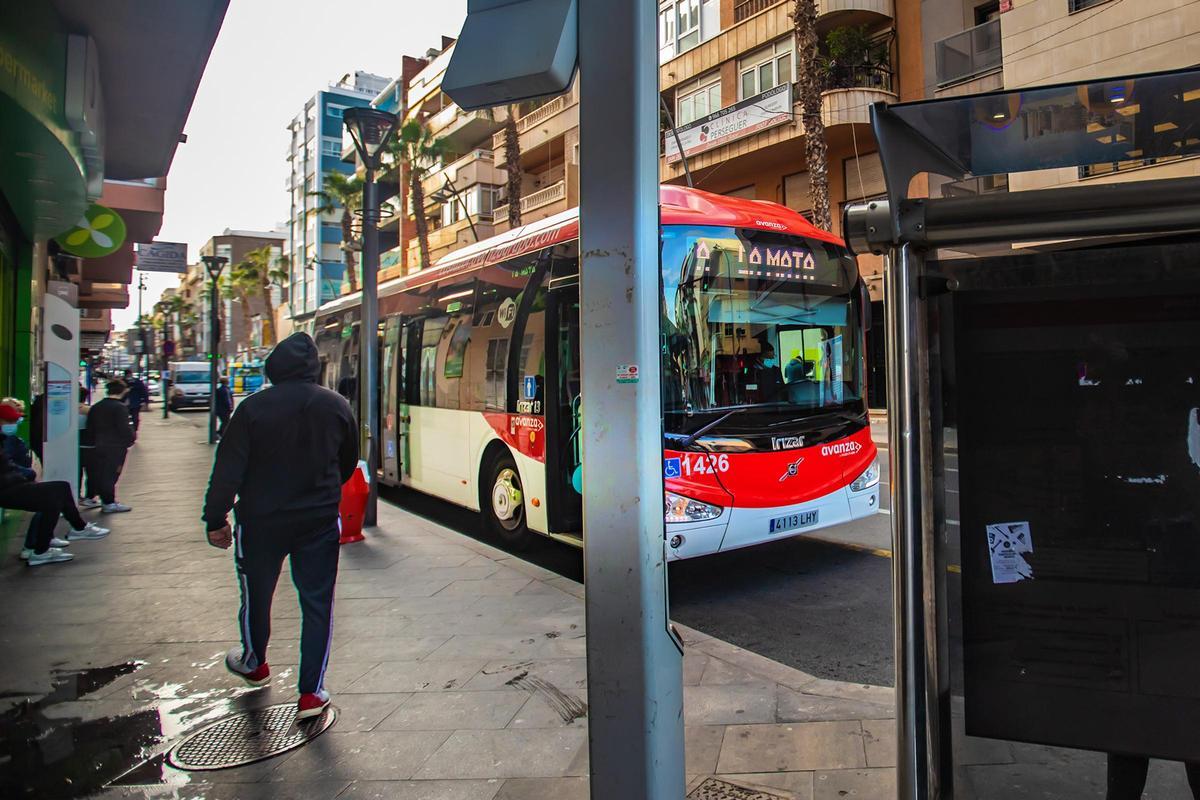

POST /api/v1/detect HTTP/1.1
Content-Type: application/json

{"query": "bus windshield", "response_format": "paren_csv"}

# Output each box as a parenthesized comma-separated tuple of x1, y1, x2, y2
(660, 224, 864, 435)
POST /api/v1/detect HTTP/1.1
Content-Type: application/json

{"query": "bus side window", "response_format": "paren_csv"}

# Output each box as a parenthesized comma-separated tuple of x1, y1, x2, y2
(418, 316, 448, 407)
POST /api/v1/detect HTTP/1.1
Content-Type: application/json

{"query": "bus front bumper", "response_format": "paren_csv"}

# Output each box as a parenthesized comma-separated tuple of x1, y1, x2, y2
(665, 483, 880, 561)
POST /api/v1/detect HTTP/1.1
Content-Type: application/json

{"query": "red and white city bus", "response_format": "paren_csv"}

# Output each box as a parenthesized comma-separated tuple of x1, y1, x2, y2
(313, 185, 879, 559)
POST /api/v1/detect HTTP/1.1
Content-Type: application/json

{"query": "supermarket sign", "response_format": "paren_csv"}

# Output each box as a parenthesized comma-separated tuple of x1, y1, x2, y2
(665, 84, 793, 164)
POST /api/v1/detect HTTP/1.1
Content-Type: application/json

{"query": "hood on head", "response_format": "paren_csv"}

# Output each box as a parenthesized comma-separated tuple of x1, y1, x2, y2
(265, 332, 320, 384)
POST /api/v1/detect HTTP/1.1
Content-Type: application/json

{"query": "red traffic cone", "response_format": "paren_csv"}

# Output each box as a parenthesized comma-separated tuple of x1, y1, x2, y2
(338, 460, 370, 545)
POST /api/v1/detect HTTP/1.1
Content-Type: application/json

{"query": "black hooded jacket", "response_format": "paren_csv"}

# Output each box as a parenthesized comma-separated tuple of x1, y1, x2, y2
(202, 332, 358, 532)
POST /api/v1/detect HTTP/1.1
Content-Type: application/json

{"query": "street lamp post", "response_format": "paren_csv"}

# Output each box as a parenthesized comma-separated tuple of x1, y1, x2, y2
(201, 255, 228, 445)
(137, 272, 147, 381)
(343, 106, 399, 527)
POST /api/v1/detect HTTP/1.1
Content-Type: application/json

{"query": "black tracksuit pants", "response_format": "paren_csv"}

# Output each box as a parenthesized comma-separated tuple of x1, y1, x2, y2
(88, 445, 127, 505)
(0, 481, 85, 553)
(234, 518, 339, 695)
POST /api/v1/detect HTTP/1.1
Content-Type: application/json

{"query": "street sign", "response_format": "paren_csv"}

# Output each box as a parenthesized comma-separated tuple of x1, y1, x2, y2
(136, 241, 188, 273)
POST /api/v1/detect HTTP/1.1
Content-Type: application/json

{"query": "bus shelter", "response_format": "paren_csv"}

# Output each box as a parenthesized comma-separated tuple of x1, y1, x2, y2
(843, 68, 1200, 799)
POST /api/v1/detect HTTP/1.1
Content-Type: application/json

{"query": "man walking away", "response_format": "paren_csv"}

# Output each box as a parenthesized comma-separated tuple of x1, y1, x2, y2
(214, 376, 234, 440)
(203, 332, 358, 720)
(122, 369, 150, 436)
(87, 381, 135, 513)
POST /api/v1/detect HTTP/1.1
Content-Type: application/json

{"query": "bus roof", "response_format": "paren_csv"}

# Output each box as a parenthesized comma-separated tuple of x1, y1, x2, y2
(318, 185, 846, 317)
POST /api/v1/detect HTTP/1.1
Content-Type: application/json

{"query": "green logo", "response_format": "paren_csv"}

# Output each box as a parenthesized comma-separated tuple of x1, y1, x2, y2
(55, 203, 127, 258)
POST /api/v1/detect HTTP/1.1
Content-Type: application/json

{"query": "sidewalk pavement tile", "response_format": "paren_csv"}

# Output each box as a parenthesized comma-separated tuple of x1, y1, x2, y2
(413, 728, 587, 779)
(338, 779, 504, 800)
(777, 687, 895, 724)
(333, 635, 452, 662)
(266, 730, 454, 782)
(377, 690, 527, 730)
(814, 768, 897, 800)
(685, 725, 727, 774)
(462, 658, 588, 691)
(507, 686, 589, 728)
(684, 682, 779, 725)
(860, 719, 897, 767)
(492, 777, 588, 800)
(342, 659, 488, 693)
(716, 721, 868, 773)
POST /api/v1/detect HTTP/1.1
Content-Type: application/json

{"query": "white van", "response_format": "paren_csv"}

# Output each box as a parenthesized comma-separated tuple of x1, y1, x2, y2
(168, 362, 213, 411)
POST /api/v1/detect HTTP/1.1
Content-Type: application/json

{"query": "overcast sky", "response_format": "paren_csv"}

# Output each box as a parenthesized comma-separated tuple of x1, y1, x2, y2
(114, 0, 468, 329)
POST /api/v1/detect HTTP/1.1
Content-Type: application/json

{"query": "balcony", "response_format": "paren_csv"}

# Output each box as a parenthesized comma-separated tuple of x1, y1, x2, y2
(420, 149, 506, 205)
(492, 92, 577, 155)
(407, 217, 496, 268)
(427, 104, 506, 152)
(734, 0, 783, 22)
(935, 19, 1002, 87)
(821, 66, 898, 127)
(817, 0, 893, 29)
(493, 179, 567, 223)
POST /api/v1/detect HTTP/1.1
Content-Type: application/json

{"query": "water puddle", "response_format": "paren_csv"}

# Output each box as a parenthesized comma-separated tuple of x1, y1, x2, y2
(0, 654, 268, 798)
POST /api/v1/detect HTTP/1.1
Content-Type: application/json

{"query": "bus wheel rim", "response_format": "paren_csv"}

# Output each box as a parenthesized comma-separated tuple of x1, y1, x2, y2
(492, 468, 523, 530)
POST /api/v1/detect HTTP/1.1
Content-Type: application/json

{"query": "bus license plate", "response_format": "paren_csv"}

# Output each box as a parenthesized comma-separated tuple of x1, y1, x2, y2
(769, 510, 819, 535)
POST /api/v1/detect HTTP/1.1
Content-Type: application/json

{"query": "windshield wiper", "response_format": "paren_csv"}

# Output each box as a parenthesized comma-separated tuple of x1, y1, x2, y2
(668, 406, 750, 449)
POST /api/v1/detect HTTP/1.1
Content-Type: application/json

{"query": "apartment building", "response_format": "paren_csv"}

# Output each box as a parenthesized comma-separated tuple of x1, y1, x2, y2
(195, 229, 287, 359)
(285, 71, 391, 327)
(926, 0, 1199, 195)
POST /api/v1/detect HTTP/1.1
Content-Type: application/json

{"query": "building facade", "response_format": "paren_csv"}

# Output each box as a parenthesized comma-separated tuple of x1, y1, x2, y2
(194, 230, 287, 360)
(286, 71, 391, 328)
(0, 0, 224, 430)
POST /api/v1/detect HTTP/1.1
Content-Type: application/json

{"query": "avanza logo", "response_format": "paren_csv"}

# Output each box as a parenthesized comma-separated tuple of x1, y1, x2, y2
(754, 219, 787, 230)
(821, 441, 863, 457)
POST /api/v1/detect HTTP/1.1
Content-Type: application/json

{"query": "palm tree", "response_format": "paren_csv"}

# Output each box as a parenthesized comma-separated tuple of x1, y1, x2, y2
(232, 245, 290, 346)
(502, 104, 522, 228)
(221, 271, 254, 354)
(794, 0, 832, 231)
(395, 120, 450, 273)
(309, 171, 365, 293)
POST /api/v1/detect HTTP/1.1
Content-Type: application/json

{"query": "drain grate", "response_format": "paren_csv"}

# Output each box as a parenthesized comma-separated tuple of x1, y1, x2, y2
(688, 777, 790, 800)
(167, 703, 336, 771)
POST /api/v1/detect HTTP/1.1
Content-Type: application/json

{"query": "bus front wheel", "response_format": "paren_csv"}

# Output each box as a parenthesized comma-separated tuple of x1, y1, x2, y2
(483, 453, 532, 550)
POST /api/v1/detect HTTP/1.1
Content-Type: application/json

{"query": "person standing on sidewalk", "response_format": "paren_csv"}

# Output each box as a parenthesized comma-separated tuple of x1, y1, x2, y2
(121, 369, 150, 438)
(87, 381, 135, 514)
(214, 376, 233, 440)
(203, 332, 358, 720)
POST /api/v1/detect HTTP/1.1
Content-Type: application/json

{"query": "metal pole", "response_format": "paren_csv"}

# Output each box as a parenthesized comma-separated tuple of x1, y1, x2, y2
(209, 271, 219, 445)
(361, 167, 380, 527)
(886, 243, 932, 800)
(578, 0, 685, 797)
(137, 272, 145, 381)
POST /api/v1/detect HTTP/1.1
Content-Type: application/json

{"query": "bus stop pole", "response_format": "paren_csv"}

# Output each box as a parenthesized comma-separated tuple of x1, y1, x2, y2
(578, 0, 686, 797)
(886, 242, 934, 800)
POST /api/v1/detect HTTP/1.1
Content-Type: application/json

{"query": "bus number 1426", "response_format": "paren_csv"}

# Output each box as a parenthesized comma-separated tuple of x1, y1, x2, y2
(680, 454, 730, 476)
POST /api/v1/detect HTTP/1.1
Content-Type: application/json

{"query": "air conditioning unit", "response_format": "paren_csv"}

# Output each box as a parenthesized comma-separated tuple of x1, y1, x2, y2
(65, 35, 105, 199)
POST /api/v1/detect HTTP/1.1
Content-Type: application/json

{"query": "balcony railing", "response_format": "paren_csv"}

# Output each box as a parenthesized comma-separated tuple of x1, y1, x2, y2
(493, 95, 571, 150)
(935, 19, 1002, 87)
(822, 64, 894, 93)
(493, 179, 567, 221)
(734, 0, 783, 22)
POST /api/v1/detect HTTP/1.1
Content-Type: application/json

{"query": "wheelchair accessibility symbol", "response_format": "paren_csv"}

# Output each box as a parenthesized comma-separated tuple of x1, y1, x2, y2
(663, 457, 682, 479)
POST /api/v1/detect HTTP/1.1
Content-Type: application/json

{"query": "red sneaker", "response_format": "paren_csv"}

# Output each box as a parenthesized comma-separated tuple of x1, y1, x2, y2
(296, 689, 331, 721)
(224, 648, 270, 687)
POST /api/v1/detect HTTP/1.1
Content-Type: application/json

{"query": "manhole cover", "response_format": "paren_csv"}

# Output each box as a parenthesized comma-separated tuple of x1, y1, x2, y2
(688, 777, 790, 800)
(167, 703, 337, 771)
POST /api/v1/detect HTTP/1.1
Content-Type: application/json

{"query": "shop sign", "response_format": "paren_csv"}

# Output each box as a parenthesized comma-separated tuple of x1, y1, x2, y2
(136, 241, 188, 273)
(665, 84, 793, 164)
(55, 203, 126, 258)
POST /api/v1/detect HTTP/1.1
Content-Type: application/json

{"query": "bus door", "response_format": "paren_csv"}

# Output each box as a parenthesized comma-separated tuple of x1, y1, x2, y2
(546, 268, 583, 533)
(380, 316, 403, 484)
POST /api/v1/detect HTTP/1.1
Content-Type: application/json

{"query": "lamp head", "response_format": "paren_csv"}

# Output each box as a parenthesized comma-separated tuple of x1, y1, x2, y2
(343, 107, 399, 169)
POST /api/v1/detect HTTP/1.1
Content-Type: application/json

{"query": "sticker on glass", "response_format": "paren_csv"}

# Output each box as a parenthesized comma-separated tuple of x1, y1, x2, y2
(986, 521, 1033, 584)
(616, 364, 639, 384)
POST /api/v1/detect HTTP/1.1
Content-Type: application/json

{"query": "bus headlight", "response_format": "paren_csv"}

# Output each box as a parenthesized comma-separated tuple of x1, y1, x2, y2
(850, 459, 880, 492)
(664, 491, 722, 523)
